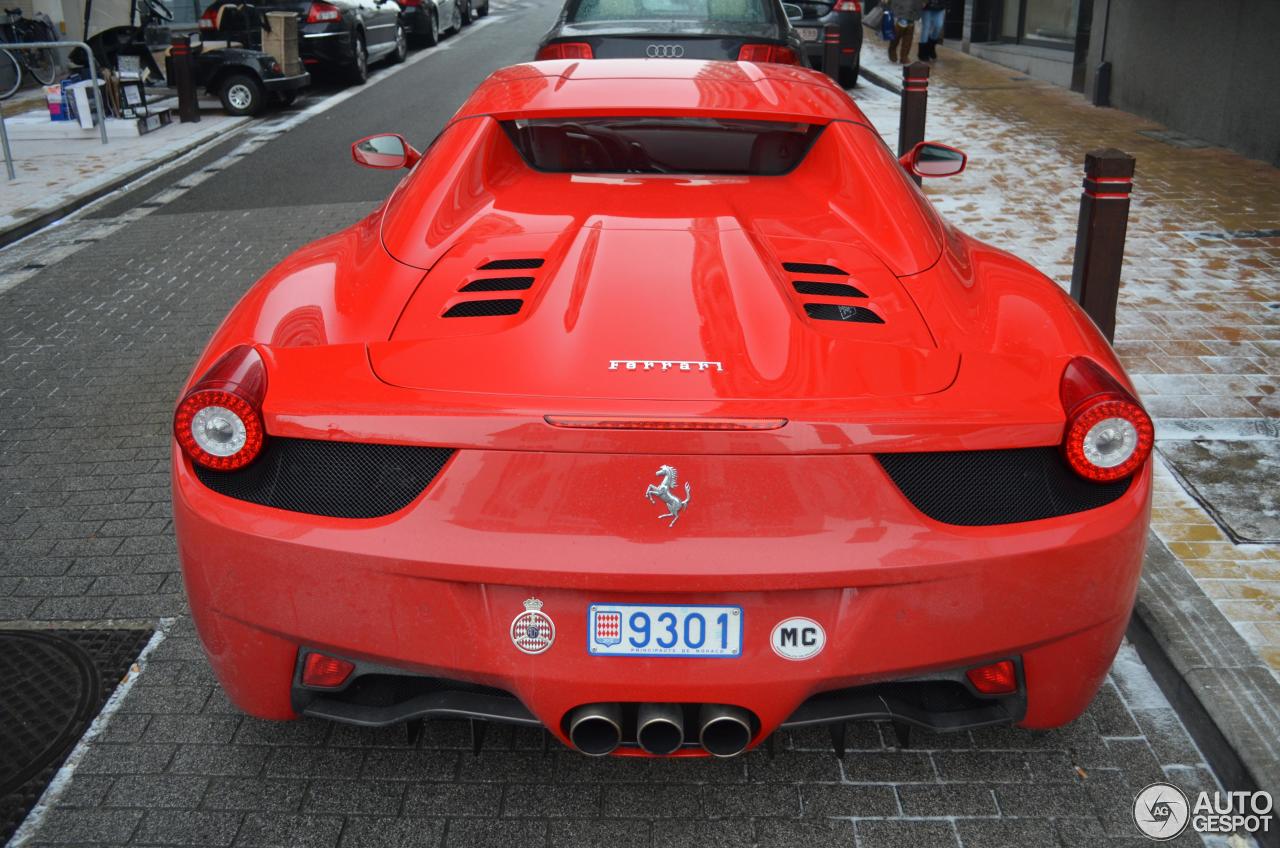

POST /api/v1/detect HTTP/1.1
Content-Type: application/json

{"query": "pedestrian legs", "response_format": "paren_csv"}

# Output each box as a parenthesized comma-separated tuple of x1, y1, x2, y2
(889, 20, 915, 64)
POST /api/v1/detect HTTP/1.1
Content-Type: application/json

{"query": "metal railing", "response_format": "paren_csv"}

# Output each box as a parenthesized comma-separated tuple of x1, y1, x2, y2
(1, 40, 108, 180)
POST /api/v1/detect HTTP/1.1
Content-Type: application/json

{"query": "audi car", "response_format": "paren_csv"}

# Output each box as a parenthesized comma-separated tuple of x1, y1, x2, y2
(173, 59, 1153, 759)
(535, 0, 807, 65)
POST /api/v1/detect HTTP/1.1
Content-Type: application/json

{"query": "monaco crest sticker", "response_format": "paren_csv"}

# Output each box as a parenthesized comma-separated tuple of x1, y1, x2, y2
(510, 598, 555, 654)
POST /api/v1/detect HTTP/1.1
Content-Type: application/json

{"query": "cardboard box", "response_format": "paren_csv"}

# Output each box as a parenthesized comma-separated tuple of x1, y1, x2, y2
(262, 11, 301, 76)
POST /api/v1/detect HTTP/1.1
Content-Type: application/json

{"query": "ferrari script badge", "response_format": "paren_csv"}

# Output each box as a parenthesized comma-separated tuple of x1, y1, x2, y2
(645, 464, 691, 527)
(511, 598, 555, 654)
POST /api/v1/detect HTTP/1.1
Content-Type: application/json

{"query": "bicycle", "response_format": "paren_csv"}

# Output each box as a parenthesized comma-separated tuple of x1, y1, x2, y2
(1, 7, 58, 100)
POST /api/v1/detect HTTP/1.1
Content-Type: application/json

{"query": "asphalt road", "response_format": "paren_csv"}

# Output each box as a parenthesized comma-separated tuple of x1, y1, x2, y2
(112, 0, 558, 217)
(0, 9, 1233, 846)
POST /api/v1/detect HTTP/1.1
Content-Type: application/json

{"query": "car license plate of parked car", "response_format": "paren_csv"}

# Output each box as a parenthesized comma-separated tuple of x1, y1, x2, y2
(797, 27, 820, 41)
(588, 604, 742, 657)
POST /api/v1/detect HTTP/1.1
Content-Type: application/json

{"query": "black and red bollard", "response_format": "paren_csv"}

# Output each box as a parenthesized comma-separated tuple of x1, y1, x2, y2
(823, 27, 841, 83)
(170, 35, 200, 123)
(898, 61, 930, 185)
(1070, 149, 1136, 343)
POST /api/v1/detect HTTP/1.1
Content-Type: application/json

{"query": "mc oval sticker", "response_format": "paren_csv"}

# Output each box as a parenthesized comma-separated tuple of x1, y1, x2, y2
(771, 617, 825, 661)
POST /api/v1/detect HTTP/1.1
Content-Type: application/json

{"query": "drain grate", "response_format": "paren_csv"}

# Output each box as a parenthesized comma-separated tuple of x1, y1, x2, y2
(0, 629, 153, 844)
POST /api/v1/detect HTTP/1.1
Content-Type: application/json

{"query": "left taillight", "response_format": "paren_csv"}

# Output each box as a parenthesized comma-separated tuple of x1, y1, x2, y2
(1059, 357, 1153, 483)
(833, 0, 861, 11)
(737, 43, 800, 65)
(536, 41, 593, 60)
(174, 345, 267, 471)
(198, 5, 218, 28)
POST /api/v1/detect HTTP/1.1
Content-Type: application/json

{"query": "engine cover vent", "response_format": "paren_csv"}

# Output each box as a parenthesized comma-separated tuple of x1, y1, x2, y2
(783, 262, 847, 275)
(442, 299, 524, 318)
(793, 280, 867, 298)
(459, 277, 535, 292)
(479, 258, 544, 270)
(804, 303, 884, 324)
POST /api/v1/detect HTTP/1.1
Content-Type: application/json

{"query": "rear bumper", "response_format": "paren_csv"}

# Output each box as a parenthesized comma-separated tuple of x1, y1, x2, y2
(262, 71, 310, 93)
(300, 24, 355, 65)
(174, 445, 1150, 754)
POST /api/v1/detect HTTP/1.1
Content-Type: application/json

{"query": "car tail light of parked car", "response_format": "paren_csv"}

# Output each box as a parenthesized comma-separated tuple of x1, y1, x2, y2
(198, 5, 218, 28)
(833, 0, 861, 11)
(736, 43, 800, 64)
(536, 42, 594, 60)
(174, 345, 267, 471)
(1059, 357, 1153, 483)
(305, 1, 342, 23)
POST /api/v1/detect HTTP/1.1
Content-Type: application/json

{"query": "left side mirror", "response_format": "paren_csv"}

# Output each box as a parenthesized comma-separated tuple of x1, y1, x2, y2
(351, 133, 421, 169)
(782, 2, 803, 20)
(899, 141, 967, 178)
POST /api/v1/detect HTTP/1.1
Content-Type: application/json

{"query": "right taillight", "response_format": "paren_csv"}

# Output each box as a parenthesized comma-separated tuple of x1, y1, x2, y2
(834, 0, 861, 10)
(1059, 357, 1153, 483)
(174, 345, 267, 471)
(198, 5, 218, 28)
(306, 1, 341, 23)
(536, 42, 593, 60)
(737, 43, 800, 65)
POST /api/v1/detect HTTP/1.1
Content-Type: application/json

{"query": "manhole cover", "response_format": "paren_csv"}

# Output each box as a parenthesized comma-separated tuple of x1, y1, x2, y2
(0, 629, 152, 843)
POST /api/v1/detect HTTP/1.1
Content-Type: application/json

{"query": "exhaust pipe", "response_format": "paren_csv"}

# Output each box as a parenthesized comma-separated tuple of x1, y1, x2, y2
(566, 703, 623, 756)
(698, 704, 753, 758)
(636, 703, 685, 755)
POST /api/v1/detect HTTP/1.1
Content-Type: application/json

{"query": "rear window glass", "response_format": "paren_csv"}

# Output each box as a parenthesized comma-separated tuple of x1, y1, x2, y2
(569, 0, 772, 23)
(502, 117, 823, 175)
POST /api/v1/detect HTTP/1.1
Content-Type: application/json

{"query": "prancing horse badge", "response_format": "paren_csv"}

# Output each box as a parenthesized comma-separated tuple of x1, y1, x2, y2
(645, 465, 691, 527)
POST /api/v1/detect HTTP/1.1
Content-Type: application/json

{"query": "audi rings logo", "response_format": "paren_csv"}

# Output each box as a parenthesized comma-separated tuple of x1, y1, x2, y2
(645, 43, 685, 58)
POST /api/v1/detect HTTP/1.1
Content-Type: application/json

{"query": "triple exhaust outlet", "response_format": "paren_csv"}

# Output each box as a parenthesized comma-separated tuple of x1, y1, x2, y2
(566, 703, 753, 757)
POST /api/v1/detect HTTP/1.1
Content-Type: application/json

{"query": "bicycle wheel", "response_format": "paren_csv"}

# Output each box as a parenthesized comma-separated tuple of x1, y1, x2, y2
(25, 46, 55, 85)
(0, 48, 20, 99)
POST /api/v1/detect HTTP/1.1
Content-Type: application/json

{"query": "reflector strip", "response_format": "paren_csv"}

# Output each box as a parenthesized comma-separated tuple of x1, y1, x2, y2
(544, 416, 786, 431)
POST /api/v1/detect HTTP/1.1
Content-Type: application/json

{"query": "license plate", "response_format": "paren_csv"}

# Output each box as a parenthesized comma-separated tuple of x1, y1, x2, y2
(797, 26, 820, 41)
(588, 604, 742, 657)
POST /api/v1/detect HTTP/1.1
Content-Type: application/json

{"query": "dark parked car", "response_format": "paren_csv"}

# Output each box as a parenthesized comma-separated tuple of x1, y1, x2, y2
(536, 0, 807, 66)
(791, 0, 861, 87)
(399, 0, 484, 46)
(201, 0, 407, 84)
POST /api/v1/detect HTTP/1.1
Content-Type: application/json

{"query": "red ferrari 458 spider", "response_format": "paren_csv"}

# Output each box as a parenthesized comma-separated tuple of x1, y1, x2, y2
(173, 59, 1153, 758)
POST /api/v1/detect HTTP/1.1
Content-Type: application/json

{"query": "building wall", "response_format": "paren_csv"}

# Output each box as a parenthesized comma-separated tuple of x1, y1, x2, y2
(1085, 0, 1280, 166)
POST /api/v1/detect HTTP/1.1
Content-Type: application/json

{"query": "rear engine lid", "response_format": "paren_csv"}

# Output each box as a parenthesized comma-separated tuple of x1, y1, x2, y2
(369, 227, 957, 401)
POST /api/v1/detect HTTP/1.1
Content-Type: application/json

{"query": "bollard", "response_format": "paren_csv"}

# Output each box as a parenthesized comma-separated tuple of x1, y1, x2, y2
(823, 27, 840, 83)
(1070, 148, 1135, 343)
(170, 34, 200, 123)
(898, 61, 930, 185)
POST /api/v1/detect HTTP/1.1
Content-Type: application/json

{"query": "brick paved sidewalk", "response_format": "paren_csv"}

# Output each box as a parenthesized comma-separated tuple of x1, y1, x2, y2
(854, 39, 1280, 678)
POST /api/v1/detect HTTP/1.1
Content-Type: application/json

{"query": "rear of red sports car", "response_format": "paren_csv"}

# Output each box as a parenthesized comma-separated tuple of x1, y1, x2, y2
(172, 60, 1153, 757)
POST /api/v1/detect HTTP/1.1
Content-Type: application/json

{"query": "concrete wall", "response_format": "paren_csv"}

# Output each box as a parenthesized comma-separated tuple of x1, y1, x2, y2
(1085, 0, 1280, 166)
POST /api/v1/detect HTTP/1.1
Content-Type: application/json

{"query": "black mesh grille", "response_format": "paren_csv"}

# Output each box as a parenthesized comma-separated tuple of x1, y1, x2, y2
(442, 299, 523, 318)
(784, 262, 847, 275)
(793, 280, 867, 298)
(877, 447, 1132, 526)
(459, 277, 535, 292)
(194, 438, 454, 518)
(804, 303, 884, 324)
(479, 259, 544, 270)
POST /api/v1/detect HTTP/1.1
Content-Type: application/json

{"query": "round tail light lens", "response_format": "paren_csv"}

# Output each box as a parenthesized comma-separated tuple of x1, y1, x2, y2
(174, 346, 267, 471)
(1060, 358, 1153, 483)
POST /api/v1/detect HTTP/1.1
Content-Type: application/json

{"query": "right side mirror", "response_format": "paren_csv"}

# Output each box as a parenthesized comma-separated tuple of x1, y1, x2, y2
(900, 141, 967, 178)
(782, 2, 803, 21)
(351, 133, 421, 169)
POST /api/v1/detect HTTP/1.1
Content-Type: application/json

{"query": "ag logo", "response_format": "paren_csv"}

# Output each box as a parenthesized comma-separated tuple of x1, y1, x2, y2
(1132, 782, 1190, 841)
(770, 617, 825, 661)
